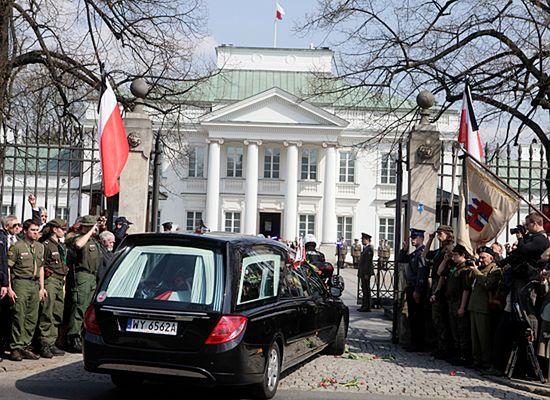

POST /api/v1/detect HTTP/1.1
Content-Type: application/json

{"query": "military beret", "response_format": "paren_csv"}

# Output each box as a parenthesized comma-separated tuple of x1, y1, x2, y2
(115, 216, 133, 225)
(477, 246, 497, 259)
(410, 228, 425, 238)
(47, 218, 67, 228)
(452, 244, 470, 257)
(361, 232, 372, 240)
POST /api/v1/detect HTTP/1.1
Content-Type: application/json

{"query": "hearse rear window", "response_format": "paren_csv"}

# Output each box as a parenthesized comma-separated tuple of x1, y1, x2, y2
(104, 245, 223, 311)
(237, 253, 282, 305)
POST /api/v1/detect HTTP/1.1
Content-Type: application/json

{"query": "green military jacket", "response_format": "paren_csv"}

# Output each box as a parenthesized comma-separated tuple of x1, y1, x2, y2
(7, 239, 45, 280)
(42, 239, 67, 278)
(68, 234, 102, 275)
(467, 262, 502, 314)
(444, 261, 469, 304)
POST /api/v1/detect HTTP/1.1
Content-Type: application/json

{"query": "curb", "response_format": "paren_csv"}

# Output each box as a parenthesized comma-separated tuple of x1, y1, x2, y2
(485, 376, 550, 398)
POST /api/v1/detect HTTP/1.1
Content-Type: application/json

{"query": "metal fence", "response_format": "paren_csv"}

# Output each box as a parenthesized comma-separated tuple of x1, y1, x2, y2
(0, 127, 104, 225)
(356, 260, 396, 307)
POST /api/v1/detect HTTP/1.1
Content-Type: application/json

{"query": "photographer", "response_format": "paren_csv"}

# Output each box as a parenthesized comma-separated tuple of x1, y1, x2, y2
(112, 216, 132, 250)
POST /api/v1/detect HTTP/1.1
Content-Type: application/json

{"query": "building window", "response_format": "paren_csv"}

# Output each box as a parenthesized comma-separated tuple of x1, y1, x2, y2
(264, 148, 280, 179)
(337, 216, 353, 244)
(301, 149, 317, 180)
(186, 211, 203, 232)
(55, 207, 69, 220)
(225, 212, 241, 233)
(188, 146, 205, 178)
(298, 215, 315, 237)
(380, 153, 397, 184)
(1, 204, 15, 216)
(379, 217, 395, 248)
(227, 146, 243, 177)
(339, 151, 355, 183)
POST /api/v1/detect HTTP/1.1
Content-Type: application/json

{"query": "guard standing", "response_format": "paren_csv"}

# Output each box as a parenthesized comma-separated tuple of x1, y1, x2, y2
(358, 233, 374, 312)
(66, 215, 102, 353)
(352, 239, 362, 269)
(37, 218, 68, 358)
(398, 228, 428, 351)
(7, 220, 46, 361)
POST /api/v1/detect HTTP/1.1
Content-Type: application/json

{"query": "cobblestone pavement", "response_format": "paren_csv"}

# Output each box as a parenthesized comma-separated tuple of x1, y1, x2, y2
(278, 327, 547, 399)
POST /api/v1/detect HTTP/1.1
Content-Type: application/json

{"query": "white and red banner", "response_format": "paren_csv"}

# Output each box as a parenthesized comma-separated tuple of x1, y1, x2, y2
(457, 158, 519, 255)
(276, 3, 285, 20)
(98, 79, 129, 197)
(458, 81, 483, 160)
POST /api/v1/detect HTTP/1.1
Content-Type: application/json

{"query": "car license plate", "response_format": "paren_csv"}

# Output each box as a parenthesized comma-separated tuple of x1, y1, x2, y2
(126, 318, 178, 336)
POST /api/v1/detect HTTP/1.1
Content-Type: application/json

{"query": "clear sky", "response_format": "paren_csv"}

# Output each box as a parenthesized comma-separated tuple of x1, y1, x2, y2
(204, 1, 325, 50)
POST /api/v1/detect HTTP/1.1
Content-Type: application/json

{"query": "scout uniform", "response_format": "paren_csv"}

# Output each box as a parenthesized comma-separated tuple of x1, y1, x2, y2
(67, 216, 102, 347)
(37, 219, 67, 356)
(467, 250, 502, 368)
(444, 260, 471, 363)
(8, 238, 45, 353)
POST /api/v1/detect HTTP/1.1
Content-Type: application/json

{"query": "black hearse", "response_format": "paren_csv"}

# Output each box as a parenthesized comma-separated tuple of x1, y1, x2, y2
(83, 233, 348, 399)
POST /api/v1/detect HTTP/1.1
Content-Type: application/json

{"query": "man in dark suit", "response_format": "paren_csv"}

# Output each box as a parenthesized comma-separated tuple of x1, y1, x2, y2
(358, 233, 374, 312)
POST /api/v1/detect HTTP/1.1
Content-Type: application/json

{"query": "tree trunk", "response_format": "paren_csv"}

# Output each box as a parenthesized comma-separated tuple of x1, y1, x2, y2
(0, 1, 13, 128)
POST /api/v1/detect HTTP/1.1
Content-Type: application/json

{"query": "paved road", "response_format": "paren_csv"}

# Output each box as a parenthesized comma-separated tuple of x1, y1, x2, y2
(0, 267, 547, 399)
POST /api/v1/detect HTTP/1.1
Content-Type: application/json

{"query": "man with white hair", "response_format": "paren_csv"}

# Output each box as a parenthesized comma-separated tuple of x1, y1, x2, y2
(97, 231, 115, 282)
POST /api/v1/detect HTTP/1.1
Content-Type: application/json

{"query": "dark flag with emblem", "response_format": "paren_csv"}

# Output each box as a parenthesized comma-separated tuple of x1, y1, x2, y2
(458, 158, 519, 255)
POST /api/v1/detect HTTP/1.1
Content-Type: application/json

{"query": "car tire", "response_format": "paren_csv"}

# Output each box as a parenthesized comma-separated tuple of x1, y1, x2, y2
(324, 317, 346, 355)
(111, 373, 144, 389)
(248, 341, 281, 400)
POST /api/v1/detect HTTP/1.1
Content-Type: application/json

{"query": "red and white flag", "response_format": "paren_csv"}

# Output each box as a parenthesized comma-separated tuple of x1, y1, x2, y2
(458, 81, 483, 160)
(98, 78, 129, 197)
(276, 3, 285, 20)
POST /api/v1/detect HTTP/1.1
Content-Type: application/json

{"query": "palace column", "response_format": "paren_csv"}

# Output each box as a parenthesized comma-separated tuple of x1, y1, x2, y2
(321, 143, 337, 245)
(283, 141, 301, 241)
(244, 140, 261, 234)
(205, 138, 223, 231)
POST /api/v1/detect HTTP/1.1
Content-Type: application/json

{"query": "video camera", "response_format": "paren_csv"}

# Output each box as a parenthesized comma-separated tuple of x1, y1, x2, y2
(510, 224, 527, 236)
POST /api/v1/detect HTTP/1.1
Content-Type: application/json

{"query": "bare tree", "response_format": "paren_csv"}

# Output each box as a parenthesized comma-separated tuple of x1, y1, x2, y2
(0, 0, 212, 136)
(297, 1, 549, 156)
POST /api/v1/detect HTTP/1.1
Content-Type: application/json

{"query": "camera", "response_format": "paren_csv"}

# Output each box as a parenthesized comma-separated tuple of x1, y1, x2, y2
(465, 259, 476, 267)
(510, 224, 526, 236)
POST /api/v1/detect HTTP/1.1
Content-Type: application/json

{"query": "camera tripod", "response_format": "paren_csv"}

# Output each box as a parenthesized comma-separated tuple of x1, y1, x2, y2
(504, 302, 546, 383)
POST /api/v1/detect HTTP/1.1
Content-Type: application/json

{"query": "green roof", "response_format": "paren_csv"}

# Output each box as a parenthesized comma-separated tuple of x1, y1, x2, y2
(185, 69, 413, 109)
(2, 147, 83, 176)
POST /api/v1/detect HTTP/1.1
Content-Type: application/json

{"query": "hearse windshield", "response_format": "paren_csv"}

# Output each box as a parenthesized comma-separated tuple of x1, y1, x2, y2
(102, 245, 224, 311)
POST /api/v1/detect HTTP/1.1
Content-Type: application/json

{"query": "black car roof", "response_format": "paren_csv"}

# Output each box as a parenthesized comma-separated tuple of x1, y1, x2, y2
(119, 231, 289, 251)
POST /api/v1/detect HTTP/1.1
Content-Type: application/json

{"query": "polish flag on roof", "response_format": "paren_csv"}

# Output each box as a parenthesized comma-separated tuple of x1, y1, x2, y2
(458, 81, 483, 161)
(98, 76, 129, 197)
(276, 3, 285, 20)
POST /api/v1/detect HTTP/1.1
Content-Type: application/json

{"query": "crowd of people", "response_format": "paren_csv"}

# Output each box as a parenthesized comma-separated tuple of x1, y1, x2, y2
(0, 195, 133, 362)
(401, 212, 550, 379)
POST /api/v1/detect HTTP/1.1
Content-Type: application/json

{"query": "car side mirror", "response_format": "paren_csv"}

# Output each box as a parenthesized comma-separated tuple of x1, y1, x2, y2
(329, 275, 345, 297)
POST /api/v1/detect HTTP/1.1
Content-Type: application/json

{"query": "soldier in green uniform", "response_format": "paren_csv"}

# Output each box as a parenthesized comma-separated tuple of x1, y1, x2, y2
(439, 244, 472, 365)
(36, 218, 68, 358)
(467, 246, 502, 370)
(66, 215, 102, 353)
(6, 219, 46, 361)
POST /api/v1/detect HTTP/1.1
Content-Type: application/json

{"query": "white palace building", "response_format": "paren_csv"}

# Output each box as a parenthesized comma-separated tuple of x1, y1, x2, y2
(159, 45, 460, 255)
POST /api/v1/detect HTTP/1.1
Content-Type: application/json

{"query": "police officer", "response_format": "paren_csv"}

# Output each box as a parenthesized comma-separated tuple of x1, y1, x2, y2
(36, 218, 68, 358)
(66, 215, 102, 353)
(399, 228, 428, 351)
(7, 219, 46, 361)
(358, 233, 374, 312)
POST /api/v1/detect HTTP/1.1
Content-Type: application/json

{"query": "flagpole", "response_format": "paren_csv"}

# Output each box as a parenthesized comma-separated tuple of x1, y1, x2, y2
(273, 18, 277, 47)
(458, 145, 550, 225)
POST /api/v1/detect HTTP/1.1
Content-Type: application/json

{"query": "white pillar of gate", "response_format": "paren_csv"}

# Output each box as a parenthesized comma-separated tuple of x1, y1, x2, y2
(283, 141, 300, 241)
(321, 143, 337, 246)
(205, 138, 223, 231)
(244, 140, 261, 235)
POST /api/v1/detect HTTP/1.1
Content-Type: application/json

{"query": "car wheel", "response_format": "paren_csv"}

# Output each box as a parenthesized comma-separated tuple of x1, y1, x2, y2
(111, 373, 144, 389)
(324, 317, 346, 355)
(248, 341, 281, 399)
